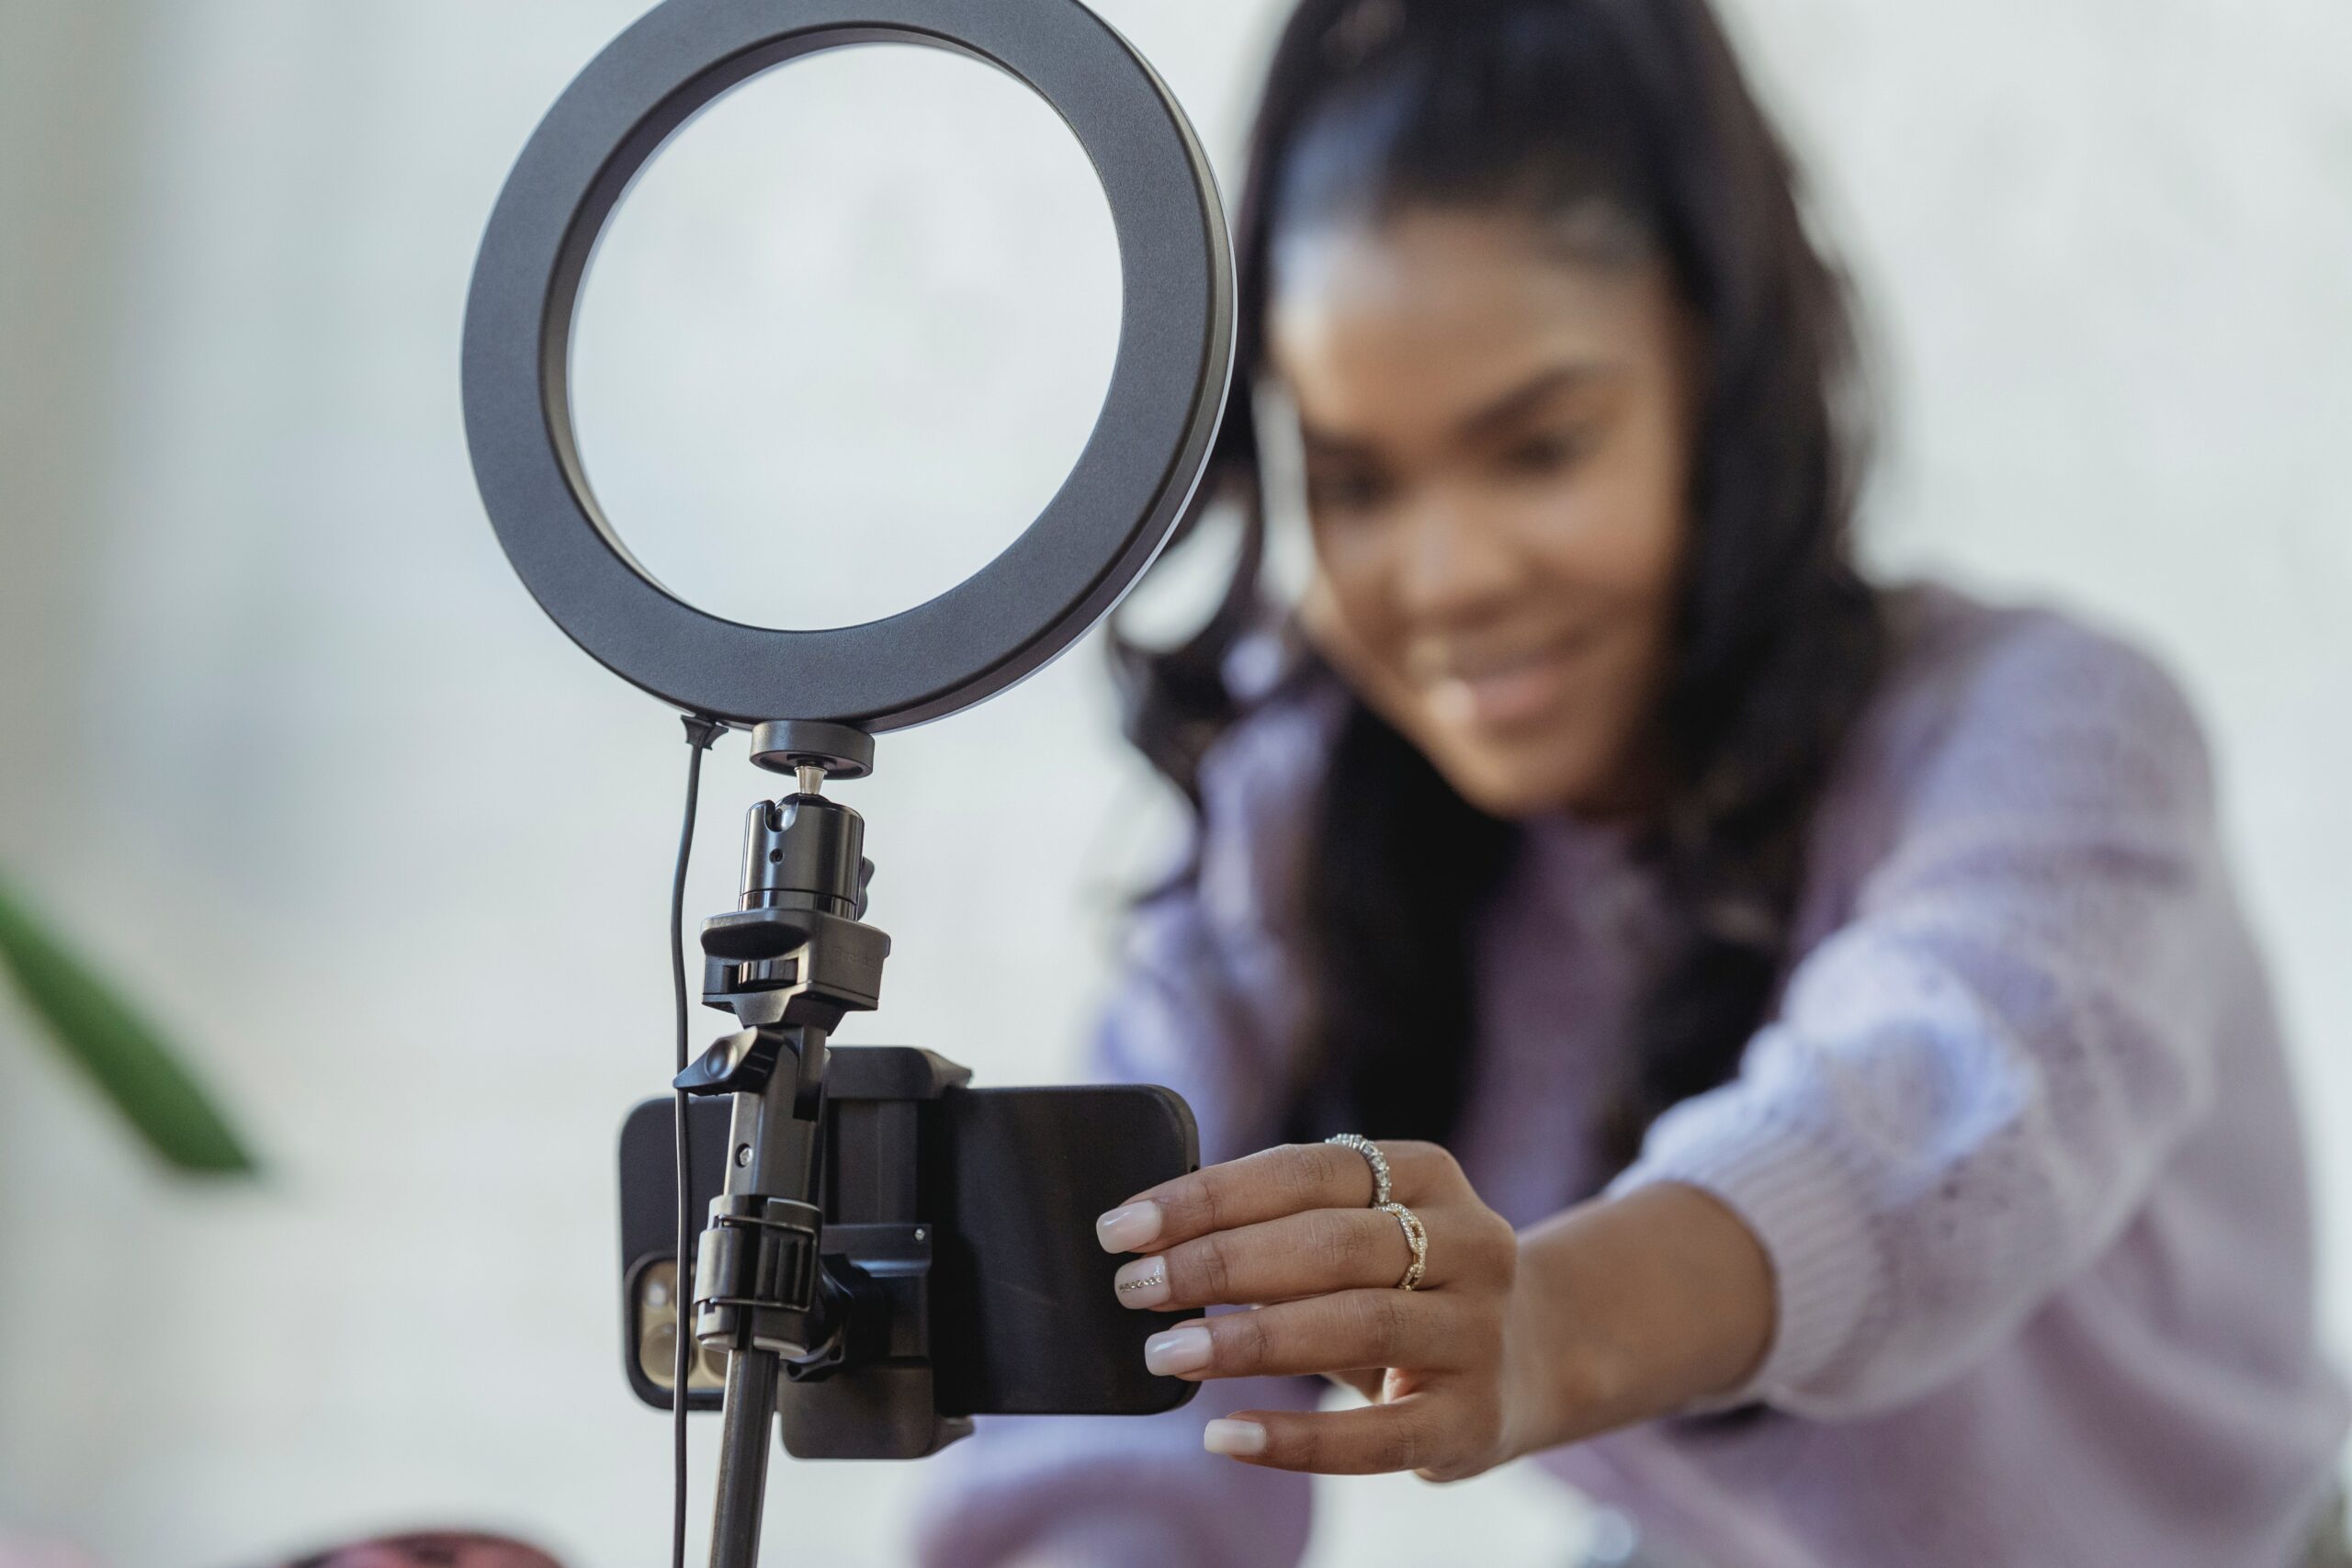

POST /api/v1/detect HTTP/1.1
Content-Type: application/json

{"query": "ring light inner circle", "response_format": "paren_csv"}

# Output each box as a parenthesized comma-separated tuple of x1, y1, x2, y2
(569, 41, 1124, 634)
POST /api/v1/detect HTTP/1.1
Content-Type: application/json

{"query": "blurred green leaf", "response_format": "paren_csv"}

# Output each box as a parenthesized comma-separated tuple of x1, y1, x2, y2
(0, 870, 258, 1175)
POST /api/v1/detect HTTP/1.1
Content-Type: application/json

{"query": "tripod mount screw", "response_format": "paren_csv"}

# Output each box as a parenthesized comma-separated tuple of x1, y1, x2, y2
(749, 719, 873, 782)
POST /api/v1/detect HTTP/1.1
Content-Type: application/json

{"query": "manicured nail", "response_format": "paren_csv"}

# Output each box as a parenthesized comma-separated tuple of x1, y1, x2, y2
(1095, 1201, 1162, 1253)
(1114, 1254, 1170, 1309)
(1144, 1324, 1214, 1377)
(1203, 1418, 1267, 1458)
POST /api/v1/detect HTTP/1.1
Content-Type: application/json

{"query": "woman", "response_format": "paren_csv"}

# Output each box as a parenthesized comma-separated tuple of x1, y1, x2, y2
(917, 1, 2346, 1563)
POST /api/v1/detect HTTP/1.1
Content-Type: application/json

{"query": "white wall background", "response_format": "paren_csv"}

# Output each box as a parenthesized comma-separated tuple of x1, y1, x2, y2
(0, 2, 2345, 1564)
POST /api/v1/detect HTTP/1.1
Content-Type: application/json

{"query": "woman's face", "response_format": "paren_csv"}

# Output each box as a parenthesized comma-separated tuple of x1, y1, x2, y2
(1270, 208, 1697, 819)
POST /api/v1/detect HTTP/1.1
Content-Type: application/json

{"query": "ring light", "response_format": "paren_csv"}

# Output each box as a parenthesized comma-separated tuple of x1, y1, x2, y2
(462, 0, 1234, 731)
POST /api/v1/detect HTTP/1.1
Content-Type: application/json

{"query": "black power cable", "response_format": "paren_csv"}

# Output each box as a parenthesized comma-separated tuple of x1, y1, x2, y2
(671, 715, 723, 1568)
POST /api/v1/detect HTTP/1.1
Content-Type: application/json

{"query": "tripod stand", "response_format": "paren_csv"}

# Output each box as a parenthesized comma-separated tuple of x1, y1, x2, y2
(673, 720, 888, 1566)
(460, 6, 1235, 1562)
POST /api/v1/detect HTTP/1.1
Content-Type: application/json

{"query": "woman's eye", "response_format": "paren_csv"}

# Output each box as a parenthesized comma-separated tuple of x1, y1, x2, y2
(1306, 468, 1391, 515)
(1497, 428, 1595, 479)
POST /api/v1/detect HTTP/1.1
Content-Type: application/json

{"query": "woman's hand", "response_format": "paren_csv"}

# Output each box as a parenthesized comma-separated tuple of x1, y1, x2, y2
(1093, 1139, 1532, 1481)
(1095, 1142, 1778, 1480)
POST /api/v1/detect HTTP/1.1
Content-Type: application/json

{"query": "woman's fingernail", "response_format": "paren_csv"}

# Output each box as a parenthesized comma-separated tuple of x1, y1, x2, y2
(1114, 1254, 1170, 1309)
(1203, 1418, 1268, 1458)
(1095, 1201, 1162, 1253)
(1144, 1324, 1215, 1377)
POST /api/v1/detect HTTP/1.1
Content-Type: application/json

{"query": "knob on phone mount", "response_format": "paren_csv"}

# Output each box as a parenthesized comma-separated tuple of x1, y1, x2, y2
(459, 2, 1233, 1562)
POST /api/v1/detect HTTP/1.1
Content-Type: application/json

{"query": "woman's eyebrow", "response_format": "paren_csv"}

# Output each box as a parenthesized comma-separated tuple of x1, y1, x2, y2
(1298, 423, 1378, 461)
(1453, 363, 1620, 444)
(1294, 363, 1621, 458)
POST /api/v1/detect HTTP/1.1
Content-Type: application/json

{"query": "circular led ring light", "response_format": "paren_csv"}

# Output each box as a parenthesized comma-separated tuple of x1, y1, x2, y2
(462, 0, 1233, 731)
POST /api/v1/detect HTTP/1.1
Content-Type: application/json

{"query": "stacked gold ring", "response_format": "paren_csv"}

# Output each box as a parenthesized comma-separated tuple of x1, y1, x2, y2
(1378, 1201, 1429, 1291)
(1328, 1135, 1427, 1291)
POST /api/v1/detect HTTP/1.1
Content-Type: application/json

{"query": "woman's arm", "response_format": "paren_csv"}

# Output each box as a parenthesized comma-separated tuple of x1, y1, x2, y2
(1507, 1182, 1775, 1447)
(1606, 615, 2225, 1416)
(1095, 614, 2232, 1470)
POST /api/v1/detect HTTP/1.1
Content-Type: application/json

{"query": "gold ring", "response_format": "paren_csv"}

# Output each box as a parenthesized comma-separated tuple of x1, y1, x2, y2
(1378, 1201, 1428, 1291)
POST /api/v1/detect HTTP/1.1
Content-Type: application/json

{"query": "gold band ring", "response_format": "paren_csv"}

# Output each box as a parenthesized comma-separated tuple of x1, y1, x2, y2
(1378, 1201, 1428, 1291)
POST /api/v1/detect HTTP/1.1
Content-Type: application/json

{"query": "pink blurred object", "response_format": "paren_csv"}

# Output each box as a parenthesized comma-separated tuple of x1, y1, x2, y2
(0, 1539, 104, 1568)
(286, 1533, 563, 1568)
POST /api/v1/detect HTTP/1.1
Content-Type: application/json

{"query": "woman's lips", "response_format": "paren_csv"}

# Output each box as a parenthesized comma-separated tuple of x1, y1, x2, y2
(1425, 633, 1595, 731)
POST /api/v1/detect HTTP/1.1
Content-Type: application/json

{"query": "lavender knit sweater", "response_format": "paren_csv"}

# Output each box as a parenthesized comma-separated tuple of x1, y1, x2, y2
(912, 585, 2346, 1568)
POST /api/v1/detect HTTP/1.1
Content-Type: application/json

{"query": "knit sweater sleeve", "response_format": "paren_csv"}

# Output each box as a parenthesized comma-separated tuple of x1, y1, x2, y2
(1610, 612, 2228, 1418)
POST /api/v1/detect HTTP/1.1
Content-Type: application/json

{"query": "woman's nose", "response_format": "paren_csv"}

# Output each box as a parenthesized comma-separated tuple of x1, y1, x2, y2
(1393, 492, 1522, 624)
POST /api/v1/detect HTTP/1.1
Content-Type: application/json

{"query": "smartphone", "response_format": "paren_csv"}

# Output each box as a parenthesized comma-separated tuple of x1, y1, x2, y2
(618, 1048, 1200, 1430)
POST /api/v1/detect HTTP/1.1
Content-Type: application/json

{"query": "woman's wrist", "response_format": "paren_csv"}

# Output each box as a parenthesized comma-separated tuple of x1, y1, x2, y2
(1503, 1181, 1778, 1460)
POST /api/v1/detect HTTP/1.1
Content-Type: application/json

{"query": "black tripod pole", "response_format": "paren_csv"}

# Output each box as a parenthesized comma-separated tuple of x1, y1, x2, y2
(706, 1018, 829, 1568)
(708, 1344, 782, 1565)
(674, 722, 888, 1568)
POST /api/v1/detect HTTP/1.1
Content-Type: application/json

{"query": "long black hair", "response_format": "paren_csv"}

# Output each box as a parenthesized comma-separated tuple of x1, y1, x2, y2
(1112, 0, 1885, 1179)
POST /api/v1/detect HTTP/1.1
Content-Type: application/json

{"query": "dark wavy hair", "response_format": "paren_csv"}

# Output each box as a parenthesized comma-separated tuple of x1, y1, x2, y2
(1112, 0, 1885, 1179)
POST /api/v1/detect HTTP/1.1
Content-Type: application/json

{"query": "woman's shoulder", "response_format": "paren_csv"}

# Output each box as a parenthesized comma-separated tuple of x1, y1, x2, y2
(1836, 581, 2216, 842)
(1875, 580, 2199, 719)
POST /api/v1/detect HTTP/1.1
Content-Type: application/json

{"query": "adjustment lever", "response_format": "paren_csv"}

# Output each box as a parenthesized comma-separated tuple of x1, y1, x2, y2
(674, 1025, 792, 1097)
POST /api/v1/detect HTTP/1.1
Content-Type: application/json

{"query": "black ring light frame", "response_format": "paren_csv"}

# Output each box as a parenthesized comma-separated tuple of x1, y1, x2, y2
(462, 0, 1235, 738)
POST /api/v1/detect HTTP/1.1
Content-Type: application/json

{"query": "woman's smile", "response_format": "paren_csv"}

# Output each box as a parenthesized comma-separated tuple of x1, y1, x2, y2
(1417, 623, 1603, 733)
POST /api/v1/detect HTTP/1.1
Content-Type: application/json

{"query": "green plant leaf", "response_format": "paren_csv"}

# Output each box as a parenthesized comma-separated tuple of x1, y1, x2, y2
(0, 870, 258, 1175)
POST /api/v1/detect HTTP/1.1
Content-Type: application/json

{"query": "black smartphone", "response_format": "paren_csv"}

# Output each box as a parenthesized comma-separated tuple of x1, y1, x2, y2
(618, 1049, 1200, 1428)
